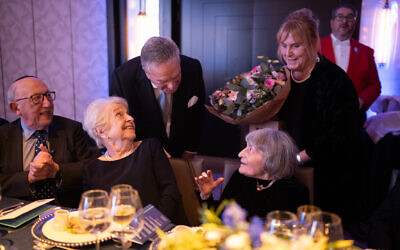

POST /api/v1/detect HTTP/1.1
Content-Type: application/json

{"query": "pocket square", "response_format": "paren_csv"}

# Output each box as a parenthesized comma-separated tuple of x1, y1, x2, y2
(187, 96, 198, 108)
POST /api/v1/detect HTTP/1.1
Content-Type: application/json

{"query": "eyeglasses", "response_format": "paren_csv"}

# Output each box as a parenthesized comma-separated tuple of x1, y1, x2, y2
(15, 91, 56, 104)
(335, 14, 357, 22)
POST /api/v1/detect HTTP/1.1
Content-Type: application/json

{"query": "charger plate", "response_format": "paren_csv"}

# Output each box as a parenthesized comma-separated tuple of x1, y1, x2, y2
(31, 210, 114, 247)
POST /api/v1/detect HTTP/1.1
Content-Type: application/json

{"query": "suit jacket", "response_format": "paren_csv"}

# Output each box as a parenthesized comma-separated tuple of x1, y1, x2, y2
(110, 55, 205, 157)
(0, 116, 98, 208)
(320, 35, 381, 109)
(0, 118, 8, 126)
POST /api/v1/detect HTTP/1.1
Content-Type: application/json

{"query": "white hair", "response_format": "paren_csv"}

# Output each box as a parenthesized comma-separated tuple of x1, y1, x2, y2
(83, 96, 129, 148)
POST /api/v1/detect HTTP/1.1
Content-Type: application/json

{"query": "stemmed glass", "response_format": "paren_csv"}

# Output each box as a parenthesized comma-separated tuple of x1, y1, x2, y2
(79, 190, 110, 250)
(266, 210, 297, 239)
(109, 184, 144, 250)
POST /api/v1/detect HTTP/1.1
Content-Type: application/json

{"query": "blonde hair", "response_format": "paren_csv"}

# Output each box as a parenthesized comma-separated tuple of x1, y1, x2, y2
(245, 128, 299, 179)
(83, 97, 128, 148)
(277, 8, 320, 66)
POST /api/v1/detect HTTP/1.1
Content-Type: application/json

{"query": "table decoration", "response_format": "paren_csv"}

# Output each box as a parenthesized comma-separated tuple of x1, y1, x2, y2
(206, 56, 290, 125)
(154, 201, 358, 250)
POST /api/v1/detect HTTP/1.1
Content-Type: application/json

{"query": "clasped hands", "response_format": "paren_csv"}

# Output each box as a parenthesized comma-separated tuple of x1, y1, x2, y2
(28, 144, 59, 183)
(194, 170, 224, 200)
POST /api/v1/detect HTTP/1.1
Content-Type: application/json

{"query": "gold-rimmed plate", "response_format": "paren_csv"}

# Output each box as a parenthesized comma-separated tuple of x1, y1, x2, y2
(31, 210, 115, 247)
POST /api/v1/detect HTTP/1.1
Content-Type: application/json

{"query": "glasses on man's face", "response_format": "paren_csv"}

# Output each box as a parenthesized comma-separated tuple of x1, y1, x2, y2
(335, 14, 357, 22)
(15, 91, 56, 104)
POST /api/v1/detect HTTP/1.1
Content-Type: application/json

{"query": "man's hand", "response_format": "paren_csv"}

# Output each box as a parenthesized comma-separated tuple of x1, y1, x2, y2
(28, 144, 59, 183)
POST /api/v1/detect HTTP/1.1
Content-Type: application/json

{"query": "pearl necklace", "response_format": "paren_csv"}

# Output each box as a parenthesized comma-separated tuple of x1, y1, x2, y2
(103, 143, 138, 161)
(291, 70, 311, 83)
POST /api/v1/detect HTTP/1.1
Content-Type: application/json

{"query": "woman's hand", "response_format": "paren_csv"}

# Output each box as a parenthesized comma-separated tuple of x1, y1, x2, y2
(194, 170, 224, 200)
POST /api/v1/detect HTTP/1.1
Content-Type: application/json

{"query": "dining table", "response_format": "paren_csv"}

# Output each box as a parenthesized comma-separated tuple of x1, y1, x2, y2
(0, 197, 153, 250)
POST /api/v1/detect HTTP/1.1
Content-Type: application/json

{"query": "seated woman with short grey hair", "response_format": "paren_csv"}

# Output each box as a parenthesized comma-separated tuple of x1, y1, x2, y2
(195, 128, 309, 218)
(82, 96, 186, 224)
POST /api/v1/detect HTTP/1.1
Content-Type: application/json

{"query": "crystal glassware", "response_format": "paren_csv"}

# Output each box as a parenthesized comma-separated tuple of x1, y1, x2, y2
(109, 184, 144, 250)
(79, 189, 110, 250)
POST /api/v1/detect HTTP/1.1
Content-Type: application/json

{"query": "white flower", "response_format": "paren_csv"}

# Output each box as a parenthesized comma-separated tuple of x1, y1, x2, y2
(224, 232, 251, 250)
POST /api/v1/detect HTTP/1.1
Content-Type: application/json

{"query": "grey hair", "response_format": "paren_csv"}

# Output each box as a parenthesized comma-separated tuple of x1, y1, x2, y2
(245, 128, 299, 179)
(83, 96, 129, 148)
(7, 75, 39, 103)
(140, 37, 180, 72)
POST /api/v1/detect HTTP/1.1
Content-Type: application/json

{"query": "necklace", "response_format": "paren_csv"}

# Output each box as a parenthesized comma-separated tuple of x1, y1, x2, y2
(103, 142, 139, 161)
(290, 56, 319, 83)
(291, 70, 311, 83)
(256, 179, 276, 191)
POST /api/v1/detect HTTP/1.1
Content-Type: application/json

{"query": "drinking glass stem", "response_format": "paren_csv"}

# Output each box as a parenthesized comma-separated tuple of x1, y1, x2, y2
(96, 233, 100, 250)
(121, 227, 127, 250)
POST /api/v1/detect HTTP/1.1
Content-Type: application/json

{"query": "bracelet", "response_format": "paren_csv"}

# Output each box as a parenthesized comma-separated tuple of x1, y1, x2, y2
(296, 153, 304, 165)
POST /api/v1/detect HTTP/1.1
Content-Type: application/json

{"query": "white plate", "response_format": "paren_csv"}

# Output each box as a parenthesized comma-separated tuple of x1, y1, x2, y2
(34, 211, 117, 246)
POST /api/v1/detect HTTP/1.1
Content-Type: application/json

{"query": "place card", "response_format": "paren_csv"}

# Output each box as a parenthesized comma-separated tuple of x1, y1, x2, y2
(129, 204, 174, 245)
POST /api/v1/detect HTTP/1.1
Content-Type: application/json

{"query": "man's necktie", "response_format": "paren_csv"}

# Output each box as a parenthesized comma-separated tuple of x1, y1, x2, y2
(159, 91, 170, 128)
(32, 130, 56, 199)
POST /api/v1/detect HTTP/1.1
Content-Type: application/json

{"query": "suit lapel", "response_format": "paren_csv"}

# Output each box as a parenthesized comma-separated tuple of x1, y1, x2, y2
(137, 70, 169, 141)
(48, 119, 64, 163)
(323, 36, 336, 63)
(347, 39, 359, 79)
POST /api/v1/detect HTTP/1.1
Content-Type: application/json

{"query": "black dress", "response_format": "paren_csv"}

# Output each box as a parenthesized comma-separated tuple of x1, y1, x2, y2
(82, 138, 186, 224)
(278, 55, 365, 223)
(209, 170, 309, 219)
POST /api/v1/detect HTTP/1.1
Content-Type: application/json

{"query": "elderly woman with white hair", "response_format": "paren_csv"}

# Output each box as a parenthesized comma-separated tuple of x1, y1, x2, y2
(82, 96, 186, 224)
(195, 128, 309, 218)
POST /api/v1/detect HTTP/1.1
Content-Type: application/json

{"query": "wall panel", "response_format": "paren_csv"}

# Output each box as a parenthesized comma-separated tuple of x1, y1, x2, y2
(0, 0, 108, 123)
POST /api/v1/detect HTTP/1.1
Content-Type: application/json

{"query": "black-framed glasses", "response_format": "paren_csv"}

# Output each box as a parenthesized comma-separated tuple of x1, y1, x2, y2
(335, 14, 357, 22)
(15, 91, 56, 104)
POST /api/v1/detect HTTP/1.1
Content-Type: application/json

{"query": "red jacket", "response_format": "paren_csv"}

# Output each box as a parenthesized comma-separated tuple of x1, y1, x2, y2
(320, 35, 381, 109)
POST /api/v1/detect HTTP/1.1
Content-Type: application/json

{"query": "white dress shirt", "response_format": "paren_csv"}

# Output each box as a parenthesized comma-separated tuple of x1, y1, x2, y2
(331, 33, 350, 72)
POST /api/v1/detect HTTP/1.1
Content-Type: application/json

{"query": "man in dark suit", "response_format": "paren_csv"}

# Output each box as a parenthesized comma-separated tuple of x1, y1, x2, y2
(0, 76, 97, 207)
(320, 3, 381, 113)
(110, 37, 205, 158)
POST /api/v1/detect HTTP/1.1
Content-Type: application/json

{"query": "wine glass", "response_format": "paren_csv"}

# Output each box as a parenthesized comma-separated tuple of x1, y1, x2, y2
(109, 184, 144, 250)
(310, 211, 344, 242)
(266, 210, 297, 239)
(79, 190, 110, 250)
(296, 205, 323, 238)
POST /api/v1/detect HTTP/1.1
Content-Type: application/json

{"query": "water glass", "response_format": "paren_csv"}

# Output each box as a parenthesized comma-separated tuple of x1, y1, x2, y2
(79, 190, 110, 250)
(296, 205, 323, 238)
(266, 210, 297, 239)
(310, 211, 344, 242)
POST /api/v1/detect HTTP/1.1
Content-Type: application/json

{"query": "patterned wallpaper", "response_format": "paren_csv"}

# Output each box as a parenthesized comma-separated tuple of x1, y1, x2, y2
(0, 0, 109, 123)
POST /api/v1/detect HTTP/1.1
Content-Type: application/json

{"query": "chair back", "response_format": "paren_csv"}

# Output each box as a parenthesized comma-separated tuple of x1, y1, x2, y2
(294, 167, 314, 204)
(169, 158, 201, 226)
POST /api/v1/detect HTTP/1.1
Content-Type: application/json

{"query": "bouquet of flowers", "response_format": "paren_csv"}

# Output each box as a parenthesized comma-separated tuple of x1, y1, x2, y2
(155, 201, 356, 250)
(206, 56, 290, 125)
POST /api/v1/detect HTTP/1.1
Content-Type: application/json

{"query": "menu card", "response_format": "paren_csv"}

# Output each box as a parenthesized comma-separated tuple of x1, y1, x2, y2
(129, 204, 174, 244)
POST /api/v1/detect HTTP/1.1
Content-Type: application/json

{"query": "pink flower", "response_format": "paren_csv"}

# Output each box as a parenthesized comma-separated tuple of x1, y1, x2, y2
(227, 90, 238, 102)
(264, 79, 275, 89)
(251, 65, 261, 74)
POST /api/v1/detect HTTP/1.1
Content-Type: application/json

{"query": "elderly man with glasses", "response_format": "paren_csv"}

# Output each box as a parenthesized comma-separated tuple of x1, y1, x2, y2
(320, 3, 381, 120)
(0, 76, 98, 207)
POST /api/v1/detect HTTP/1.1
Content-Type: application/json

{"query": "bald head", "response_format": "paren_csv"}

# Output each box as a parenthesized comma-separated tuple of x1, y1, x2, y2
(8, 77, 54, 130)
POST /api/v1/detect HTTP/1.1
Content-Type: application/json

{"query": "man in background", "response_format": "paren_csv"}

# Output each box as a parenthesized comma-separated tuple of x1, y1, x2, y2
(320, 3, 381, 118)
(0, 76, 97, 207)
(110, 37, 205, 158)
